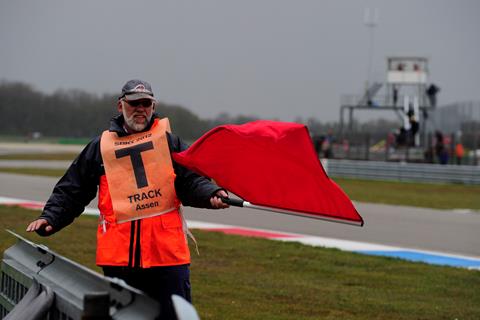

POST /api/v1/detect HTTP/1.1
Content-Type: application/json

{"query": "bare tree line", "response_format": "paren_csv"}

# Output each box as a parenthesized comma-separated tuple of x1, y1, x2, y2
(1, 80, 402, 141)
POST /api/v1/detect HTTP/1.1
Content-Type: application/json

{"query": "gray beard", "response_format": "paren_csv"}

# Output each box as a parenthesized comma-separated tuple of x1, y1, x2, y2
(123, 110, 153, 132)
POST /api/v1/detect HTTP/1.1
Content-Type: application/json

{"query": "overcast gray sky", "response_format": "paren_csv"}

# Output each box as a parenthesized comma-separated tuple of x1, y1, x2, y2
(1, 0, 479, 122)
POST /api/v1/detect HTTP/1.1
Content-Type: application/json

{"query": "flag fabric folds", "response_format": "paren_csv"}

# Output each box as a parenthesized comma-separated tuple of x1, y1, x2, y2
(172, 120, 363, 226)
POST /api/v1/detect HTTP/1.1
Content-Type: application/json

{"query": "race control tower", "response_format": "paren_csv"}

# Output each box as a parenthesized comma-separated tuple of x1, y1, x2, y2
(340, 56, 438, 147)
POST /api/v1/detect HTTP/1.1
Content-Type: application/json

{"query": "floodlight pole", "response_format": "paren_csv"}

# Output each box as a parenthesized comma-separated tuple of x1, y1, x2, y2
(364, 8, 379, 94)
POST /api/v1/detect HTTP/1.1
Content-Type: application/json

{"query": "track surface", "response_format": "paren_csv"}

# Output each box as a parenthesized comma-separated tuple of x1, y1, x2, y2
(1, 172, 479, 258)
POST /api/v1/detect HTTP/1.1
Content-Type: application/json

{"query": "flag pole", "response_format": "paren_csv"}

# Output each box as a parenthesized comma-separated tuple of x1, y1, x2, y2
(220, 197, 363, 227)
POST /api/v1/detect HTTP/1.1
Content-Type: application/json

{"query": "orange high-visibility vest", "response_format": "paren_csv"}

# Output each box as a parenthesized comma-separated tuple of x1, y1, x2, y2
(96, 118, 190, 267)
(100, 118, 179, 223)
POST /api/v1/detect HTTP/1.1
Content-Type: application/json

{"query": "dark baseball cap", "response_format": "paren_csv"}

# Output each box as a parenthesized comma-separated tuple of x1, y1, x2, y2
(119, 79, 155, 101)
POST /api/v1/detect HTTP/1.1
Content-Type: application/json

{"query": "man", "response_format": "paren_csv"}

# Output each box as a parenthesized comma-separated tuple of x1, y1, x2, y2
(26, 79, 229, 319)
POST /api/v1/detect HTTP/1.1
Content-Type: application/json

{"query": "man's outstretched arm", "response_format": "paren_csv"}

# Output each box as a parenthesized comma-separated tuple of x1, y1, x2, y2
(26, 138, 101, 236)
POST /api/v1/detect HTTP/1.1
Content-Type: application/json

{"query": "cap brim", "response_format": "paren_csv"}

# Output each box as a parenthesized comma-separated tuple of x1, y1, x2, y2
(124, 93, 156, 101)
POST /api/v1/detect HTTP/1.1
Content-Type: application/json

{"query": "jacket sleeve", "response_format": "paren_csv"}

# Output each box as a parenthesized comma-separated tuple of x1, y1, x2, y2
(38, 137, 101, 235)
(168, 133, 223, 208)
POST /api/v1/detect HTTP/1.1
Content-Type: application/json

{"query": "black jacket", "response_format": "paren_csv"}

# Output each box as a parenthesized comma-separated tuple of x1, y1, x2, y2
(39, 114, 221, 234)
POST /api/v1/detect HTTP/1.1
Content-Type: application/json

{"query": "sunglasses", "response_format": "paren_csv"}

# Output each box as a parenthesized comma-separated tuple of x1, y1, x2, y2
(124, 99, 153, 108)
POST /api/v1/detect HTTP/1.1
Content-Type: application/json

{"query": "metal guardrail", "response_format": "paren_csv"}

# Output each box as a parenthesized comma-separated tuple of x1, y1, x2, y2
(0, 231, 161, 320)
(322, 159, 480, 185)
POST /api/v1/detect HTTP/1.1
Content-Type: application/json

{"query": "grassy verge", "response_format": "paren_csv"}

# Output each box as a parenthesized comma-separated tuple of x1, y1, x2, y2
(0, 153, 78, 160)
(0, 168, 66, 177)
(335, 177, 480, 210)
(1, 205, 479, 319)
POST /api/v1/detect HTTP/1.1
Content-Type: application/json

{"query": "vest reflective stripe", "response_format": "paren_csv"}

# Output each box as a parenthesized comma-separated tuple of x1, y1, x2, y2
(96, 118, 190, 267)
(100, 118, 179, 223)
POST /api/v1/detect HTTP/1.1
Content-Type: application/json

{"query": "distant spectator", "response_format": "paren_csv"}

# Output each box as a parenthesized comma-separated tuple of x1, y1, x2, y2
(396, 127, 407, 146)
(392, 85, 398, 106)
(387, 131, 395, 153)
(313, 135, 325, 158)
(322, 129, 335, 159)
(408, 113, 419, 147)
(424, 146, 434, 163)
(435, 131, 448, 164)
(426, 84, 440, 108)
(455, 142, 465, 165)
(439, 148, 449, 165)
(434, 131, 444, 153)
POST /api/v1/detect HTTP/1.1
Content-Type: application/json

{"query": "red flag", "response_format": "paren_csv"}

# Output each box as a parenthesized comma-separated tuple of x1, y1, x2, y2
(173, 120, 363, 226)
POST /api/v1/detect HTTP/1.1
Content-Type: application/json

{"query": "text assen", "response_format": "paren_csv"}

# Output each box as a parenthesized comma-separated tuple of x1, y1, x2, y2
(136, 201, 159, 211)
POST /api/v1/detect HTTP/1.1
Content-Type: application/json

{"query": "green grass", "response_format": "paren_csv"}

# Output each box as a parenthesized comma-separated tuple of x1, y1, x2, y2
(1, 205, 479, 319)
(0, 167, 67, 177)
(335, 177, 480, 210)
(0, 153, 78, 160)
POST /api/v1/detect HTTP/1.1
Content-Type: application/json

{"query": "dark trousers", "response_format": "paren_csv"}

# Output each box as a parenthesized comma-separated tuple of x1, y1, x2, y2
(103, 264, 191, 320)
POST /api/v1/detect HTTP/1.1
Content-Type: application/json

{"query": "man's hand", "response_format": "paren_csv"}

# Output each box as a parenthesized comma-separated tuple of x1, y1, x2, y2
(26, 218, 53, 233)
(210, 190, 230, 209)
